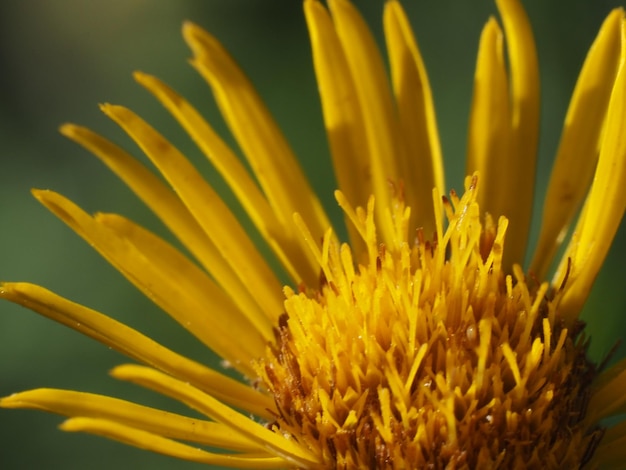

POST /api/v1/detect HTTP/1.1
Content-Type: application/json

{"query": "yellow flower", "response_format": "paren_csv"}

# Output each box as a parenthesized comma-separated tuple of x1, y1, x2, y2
(2, 0, 626, 468)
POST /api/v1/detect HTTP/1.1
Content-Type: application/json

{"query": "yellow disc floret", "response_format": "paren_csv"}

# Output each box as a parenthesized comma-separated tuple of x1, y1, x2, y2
(259, 175, 602, 469)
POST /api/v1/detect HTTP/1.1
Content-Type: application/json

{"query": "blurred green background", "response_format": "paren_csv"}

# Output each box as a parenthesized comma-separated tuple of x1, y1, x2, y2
(1, 0, 624, 468)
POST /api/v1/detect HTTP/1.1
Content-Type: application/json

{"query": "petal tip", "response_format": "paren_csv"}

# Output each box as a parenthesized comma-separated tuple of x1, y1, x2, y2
(58, 417, 83, 432)
(182, 21, 212, 56)
(59, 123, 77, 136)
(0, 395, 17, 408)
(30, 188, 49, 199)
(132, 70, 148, 82)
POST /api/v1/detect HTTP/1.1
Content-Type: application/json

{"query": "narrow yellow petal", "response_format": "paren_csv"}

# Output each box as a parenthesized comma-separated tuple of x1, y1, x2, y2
(303, 0, 368, 254)
(531, 9, 623, 279)
(100, 104, 284, 322)
(112, 364, 321, 468)
(96, 212, 273, 343)
(31, 190, 265, 372)
(557, 21, 626, 320)
(466, 18, 512, 227)
(327, 0, 404, 243)
(59, 418, 287, 468)
(0, 389, 260, 451)
(133, 72, 318, 286)
(495, 0, 540, 268)
(182, 22, 330, 246)
(0, 282, 274, 418)
(60, 124, 261, 322)
(384, 0, 445, 237)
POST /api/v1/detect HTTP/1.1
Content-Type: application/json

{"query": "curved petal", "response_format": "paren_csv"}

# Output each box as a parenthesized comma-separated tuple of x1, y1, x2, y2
(60, 124, 261, 321)
(0, 282, 274, 418)
(59, 418, 287, 468)
(495, 0, 540, 269)
(531, 9, 623, 279)
(466, 18, 511, 229)
(556, 20, 626, 322)
(327, 0, 405, 244)
(101, 104, 284, 322)
(384, 0, 445, 237)
(0, 389, 260, 451)
(133, 72, 318, 286)
(182, 22, 330, 246)
(31, 190, 266, 372)
(111, 364, 321, 468)
(304, 0, 368, 255)
(96, 212, 273, 343)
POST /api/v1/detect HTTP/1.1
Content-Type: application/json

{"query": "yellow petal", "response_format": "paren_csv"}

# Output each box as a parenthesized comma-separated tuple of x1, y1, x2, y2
(182, 22, 330, 246)
(31, 190, 265, 372)
(594, 419, 626, 469)
(59, 418, 287, 468)
(466, 18, 512, 227)
(100, 104, 284, 322)
(557, 20, 626, 321)
(587, 357, 626, 423)
(384, 0, 445, 237)
(133, 72, 318, 286)
(494, 0, 540, 268)
(531, 9, 623, 279)
(0, 282, 274, 418)
(327, 0, 404, 243)
(60, 124, 261, 321)
(111, 364, 321, 468)
(1, 389, 260, 451)
(96, 212, 273, 343)
(303, 0, 368, 254)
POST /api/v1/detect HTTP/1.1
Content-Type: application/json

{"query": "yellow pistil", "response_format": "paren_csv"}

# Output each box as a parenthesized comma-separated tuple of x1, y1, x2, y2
(260, 175, 601, 468)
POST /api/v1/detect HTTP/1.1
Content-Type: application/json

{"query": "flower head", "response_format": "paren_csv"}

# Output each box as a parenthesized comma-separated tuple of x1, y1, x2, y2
(2, 0, 626, 468)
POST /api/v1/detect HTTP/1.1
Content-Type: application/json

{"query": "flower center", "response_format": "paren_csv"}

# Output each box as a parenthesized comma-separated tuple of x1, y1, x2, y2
(258, 177, 602, 469)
